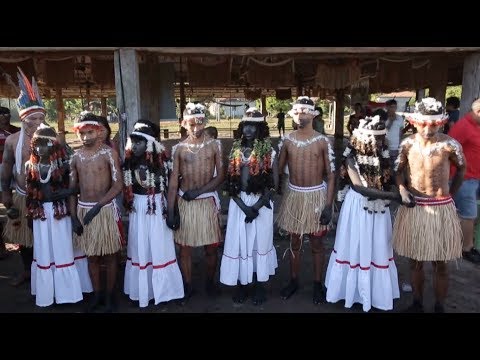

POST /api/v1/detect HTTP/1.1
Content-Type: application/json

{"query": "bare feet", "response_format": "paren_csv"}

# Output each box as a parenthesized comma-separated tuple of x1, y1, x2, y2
(312, 281, 326, 305)
(205, 279, 221, 297)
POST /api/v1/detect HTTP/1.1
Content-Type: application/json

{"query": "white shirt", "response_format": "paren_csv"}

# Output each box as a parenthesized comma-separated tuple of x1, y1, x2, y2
(386, 115, 404, 151)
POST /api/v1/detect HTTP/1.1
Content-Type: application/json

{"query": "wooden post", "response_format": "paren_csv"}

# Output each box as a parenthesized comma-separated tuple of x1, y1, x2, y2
(459, 52, 480, 117)
(261, 95, 267, 117)
(429, 58, 448, 105)
(101, 97, 107, 117)
(179, 76, 186, 120)
(334, 89, 345, 139)
(85, 87, 91, 111)
(139, 54, 160, 124)
(55, 87, 65, 144)
(114, 49, 141, 159)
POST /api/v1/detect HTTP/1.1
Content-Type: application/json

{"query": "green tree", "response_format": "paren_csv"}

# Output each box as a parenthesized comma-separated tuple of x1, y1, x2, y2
(44, 98, 84, 122)
(446, 85, 461, 100)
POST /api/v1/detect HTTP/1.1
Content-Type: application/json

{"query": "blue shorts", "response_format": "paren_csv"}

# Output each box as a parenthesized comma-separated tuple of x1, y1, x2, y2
(453, 179, 480, 219)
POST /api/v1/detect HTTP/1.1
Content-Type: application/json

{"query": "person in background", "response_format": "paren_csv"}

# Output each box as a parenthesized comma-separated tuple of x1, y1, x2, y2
(385, 99, 406, 171)
(346, 103, 365, 136)
(443, 96, 460, 134)
(276, 110, 286, 137)
(312, 107, 325, 134)
(205, 126, 218, 139)
(0, 106, 20, 260)
(448, 98, 480, 264)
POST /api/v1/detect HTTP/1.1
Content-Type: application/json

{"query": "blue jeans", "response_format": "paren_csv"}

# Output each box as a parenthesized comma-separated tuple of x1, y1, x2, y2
(453, 179, 480, 219)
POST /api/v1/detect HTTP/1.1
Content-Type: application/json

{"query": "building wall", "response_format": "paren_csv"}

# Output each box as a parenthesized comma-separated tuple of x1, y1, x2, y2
(377, 96, 412, 112)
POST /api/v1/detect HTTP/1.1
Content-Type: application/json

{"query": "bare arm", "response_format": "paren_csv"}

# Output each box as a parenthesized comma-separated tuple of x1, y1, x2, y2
(1, 137, 15, 208)
(272, 152, 279, 192)
(167, 146, 180, 214)
(395, 139, 409, 189)
(395, 139, 415, 206)
(277, 141, 287, 191)
(97, 149, 123, 207)
(322, 140, 335, 207)
(68, 155, 84, 235)
(448, 139, 466, 197)
(68, 155, 79, 219)
(319, 140, 336, 225)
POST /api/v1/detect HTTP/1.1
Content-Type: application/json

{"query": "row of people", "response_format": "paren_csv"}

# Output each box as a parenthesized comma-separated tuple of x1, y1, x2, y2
(1, 68, 470, 313)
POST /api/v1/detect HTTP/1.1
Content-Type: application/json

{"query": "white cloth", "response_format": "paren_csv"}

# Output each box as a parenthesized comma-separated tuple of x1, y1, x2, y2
(178, 189, 221, 211)
(124, 194, 184, 307)
(31, 203, 83, 307)
(15, 125, 24, 175)
(386, 115, 404, 151)
(325, 189, 400, 312)
(220, 192, 278, 286)
(73, 247, 93, 293)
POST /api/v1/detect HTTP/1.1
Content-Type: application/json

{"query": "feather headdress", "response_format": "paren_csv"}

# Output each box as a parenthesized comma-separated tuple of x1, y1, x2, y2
(16, 67, 45, 121)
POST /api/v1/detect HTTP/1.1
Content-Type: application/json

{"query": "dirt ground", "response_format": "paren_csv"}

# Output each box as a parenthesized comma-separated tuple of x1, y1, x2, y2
(1, 135, 480, 313)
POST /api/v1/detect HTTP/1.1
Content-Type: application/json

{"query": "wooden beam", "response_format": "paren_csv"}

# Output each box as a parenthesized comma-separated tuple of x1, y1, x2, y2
(1, 47, 479, 55)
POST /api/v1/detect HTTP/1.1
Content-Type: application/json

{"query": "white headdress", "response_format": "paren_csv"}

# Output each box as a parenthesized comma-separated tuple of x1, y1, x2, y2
(287, 96, 320, 117)
(242, 107, 264, 122)
(183, 102, 207, 122)
(405, 97, 448, 125)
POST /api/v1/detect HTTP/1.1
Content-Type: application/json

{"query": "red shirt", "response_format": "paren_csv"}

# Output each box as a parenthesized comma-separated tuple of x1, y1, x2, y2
(448, 112, 480, 180)
(0, 125, 20, 163)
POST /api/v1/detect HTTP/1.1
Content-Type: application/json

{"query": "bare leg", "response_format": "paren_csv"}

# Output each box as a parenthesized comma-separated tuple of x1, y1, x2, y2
(460, 218, 475, 251)
(104, 253, 118, 312)
(88, 256, 102, 291)
(178, 245, 194, 302)
(405, 260, 424, 312)
(432, 261, 448, 313)
(310, 235, 327, 304)
(104, 253, 118, 293)
(10, 245, 32, 286)
(86, 256, 102, 312)
(179, 245, 192, 285)
(252, 273, 266, 306)
(205, 244, 220, 296)
(310, 236, 325, 282)
(280, 234, 301, 300)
